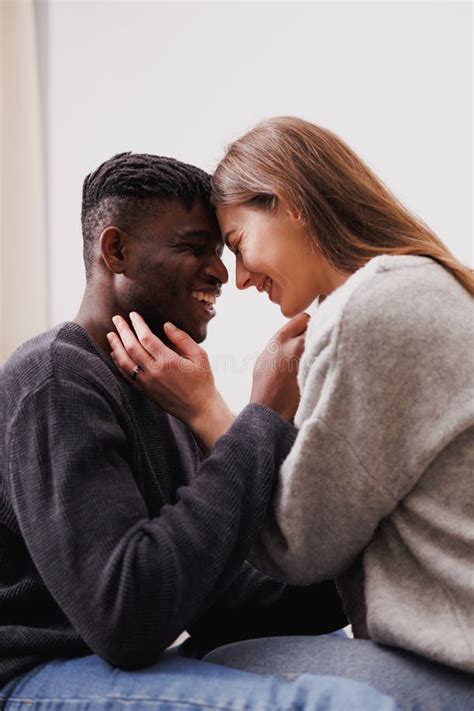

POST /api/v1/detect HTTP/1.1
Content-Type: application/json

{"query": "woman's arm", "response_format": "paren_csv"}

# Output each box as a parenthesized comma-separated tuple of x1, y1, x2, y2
(249, 264, 473, 584)
(108, 311, 309, 448)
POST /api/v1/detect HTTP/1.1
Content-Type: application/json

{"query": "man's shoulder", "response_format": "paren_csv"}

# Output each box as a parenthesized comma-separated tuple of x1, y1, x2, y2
(1, 322, 122, 414)
(2, 325, 60, 395)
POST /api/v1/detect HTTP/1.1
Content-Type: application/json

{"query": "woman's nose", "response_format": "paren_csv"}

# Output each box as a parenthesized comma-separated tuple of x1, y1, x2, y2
(235, 260, 254, 290)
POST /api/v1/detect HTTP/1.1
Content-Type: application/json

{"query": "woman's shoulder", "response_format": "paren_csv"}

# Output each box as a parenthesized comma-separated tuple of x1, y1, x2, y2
(341, 254, 469, 337)
(296, 255, 472, 428)
(307, 255, 468, 344)
(300, 255, 470, 386)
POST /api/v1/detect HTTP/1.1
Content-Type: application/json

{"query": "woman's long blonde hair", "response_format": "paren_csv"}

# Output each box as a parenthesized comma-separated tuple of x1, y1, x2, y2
(212, 116, 473, 295)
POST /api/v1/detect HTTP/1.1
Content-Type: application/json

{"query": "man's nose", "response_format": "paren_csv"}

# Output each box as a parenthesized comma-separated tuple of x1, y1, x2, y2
(203, 254, 229, 285)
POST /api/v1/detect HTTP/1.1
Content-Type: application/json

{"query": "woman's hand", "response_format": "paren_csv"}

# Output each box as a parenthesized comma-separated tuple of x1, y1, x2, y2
(250, 313, 310, 422)
(107, 313, 234, 449)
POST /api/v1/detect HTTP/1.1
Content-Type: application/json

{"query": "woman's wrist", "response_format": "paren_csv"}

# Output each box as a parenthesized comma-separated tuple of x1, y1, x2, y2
(188, 390, 235, 450)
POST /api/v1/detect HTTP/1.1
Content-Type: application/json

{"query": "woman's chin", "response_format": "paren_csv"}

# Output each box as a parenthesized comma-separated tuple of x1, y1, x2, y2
(280, 303, 299, 318)
(280, 293, 321, 318)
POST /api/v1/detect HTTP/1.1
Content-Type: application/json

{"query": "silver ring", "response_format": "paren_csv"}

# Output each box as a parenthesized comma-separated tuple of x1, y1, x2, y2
(131, 364, 142, 381)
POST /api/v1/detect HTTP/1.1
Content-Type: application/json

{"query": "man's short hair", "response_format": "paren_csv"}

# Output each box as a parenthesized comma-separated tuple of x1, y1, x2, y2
(81, 152, 212, 278)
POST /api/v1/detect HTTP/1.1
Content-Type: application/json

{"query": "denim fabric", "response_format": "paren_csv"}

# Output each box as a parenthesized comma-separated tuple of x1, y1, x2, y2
(204, 634, 474, 711)
(0, 649, 398, 710)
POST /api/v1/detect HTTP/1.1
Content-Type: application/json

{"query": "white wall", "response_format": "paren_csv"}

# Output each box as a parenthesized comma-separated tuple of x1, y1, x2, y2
(41, 0, 472, 411)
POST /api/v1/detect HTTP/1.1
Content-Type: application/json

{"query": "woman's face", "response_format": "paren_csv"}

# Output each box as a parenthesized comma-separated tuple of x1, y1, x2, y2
(217, 202, 345, 317)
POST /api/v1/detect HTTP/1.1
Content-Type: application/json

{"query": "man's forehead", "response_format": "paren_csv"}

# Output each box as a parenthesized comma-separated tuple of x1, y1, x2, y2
(144, 201, 223, 242)
(173, 226, 219, 240)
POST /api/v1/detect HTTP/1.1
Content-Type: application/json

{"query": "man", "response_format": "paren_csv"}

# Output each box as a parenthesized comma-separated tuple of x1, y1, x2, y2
(0, 153, 395, 709)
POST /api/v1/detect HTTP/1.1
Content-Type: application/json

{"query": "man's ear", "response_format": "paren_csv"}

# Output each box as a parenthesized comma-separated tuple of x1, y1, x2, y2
(99, 226, 129, 274)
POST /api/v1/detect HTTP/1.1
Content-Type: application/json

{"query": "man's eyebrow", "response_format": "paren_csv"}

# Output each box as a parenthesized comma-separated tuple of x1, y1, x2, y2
(169, 230, 224, 255)
(172, 229, 214, 241)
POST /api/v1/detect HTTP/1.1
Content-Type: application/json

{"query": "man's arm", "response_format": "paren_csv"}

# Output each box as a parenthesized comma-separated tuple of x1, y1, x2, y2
(7, 378, 296, 671)
(184, 562, 347, 658)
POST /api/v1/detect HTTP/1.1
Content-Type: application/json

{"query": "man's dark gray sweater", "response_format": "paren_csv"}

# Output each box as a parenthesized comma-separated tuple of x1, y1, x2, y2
(0, 323, 345, 687)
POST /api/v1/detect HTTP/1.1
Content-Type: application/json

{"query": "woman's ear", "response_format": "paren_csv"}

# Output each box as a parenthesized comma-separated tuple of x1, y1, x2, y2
(99, 226, 128, 274)
(287, 207, 307, 228)
(283, 200, 306, 227)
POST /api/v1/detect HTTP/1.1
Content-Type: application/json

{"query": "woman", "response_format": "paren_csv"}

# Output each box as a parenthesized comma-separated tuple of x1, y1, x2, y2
(109, 117, 474, 709)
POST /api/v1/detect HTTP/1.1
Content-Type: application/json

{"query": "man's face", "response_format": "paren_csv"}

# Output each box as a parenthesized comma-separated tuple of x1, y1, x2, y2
(118, 199, 228, 343)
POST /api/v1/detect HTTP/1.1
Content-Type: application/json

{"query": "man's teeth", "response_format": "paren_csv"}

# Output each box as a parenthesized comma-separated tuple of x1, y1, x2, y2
(263, 278, 272, 294)
(192, 291, 216, 306)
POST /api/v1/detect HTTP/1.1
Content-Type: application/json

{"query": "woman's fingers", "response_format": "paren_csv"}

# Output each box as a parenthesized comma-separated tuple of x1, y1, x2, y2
(129, 312, 175, 362)
(112, 313, 204, 368)
(107, 330, 142, 386)
(278, 312, 310, 340)
(106, 313, 219, 427)
(111, 315, 151, 362)
(112, 313, 176, 369)
(163, 322, 207, 362)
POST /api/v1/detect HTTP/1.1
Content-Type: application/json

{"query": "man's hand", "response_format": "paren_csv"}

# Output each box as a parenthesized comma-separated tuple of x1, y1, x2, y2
(250, 313, 310, 422)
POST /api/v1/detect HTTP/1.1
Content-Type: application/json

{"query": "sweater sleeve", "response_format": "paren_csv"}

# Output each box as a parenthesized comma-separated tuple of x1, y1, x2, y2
(249, 267, 473, 584)
(185, 564, 347, 658)
(6, 375, 295, 671)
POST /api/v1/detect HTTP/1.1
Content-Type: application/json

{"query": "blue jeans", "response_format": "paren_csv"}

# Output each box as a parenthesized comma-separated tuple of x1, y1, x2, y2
(204, 635, 474, 711)
(0, 648, 398, 710)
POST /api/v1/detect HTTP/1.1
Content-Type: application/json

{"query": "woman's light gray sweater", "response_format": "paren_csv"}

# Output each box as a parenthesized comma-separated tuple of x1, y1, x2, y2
(251, 255, 474, 674)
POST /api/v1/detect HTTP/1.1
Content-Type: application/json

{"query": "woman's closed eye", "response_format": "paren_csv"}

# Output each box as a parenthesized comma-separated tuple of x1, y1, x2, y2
(230, 239, 241, 257)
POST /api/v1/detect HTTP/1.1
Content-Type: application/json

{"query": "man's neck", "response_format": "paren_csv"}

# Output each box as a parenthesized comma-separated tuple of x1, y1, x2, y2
(73, 313, 112, 354)
(73, 288, 119, 355)
(74, 292, 175, 356)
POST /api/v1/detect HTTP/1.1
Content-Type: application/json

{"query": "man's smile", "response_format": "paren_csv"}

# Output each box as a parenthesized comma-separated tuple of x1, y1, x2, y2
(191, 286, 221, 319)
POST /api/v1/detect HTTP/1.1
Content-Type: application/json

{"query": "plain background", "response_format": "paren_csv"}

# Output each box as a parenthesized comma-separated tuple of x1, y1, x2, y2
(36, 1, 472, 411)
